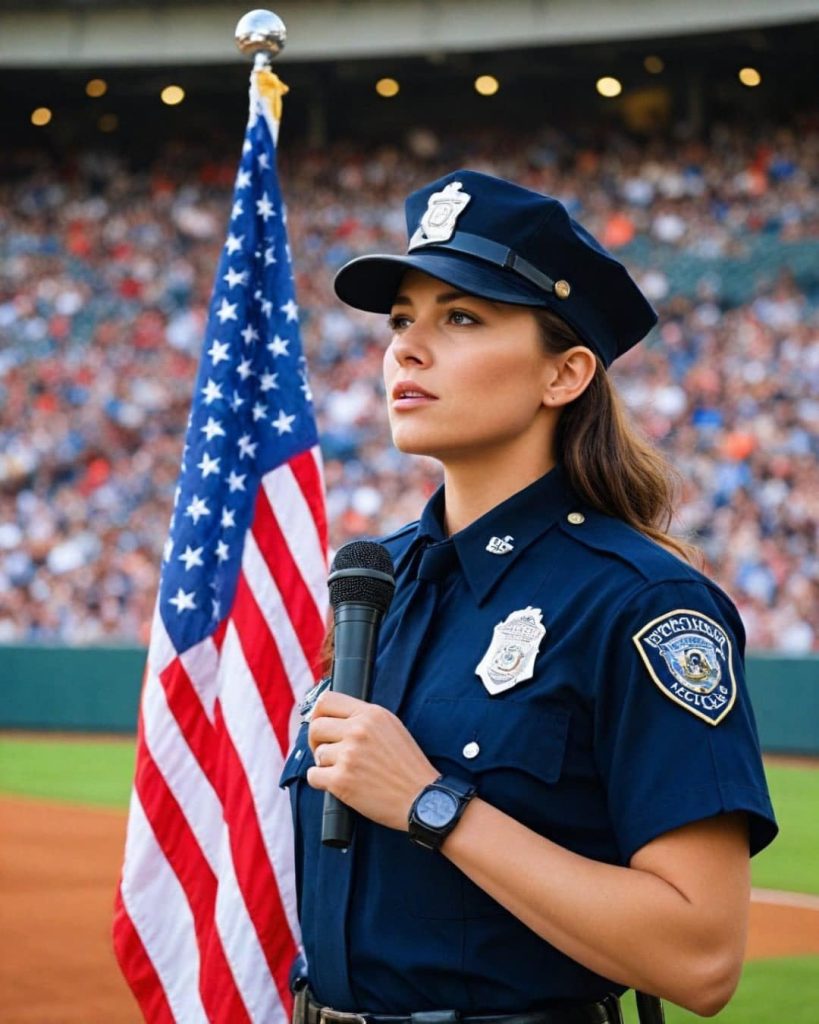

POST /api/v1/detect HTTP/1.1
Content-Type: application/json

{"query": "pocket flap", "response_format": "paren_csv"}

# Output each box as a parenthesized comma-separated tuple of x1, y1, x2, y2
(279, 725, 313, 788)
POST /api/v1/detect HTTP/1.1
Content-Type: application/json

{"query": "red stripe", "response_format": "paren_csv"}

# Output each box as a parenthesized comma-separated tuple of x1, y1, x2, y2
(291, 448, 329, 554)
(214, 699, 296, 1016)
(134, 709, 251, 1024)
(159, 657, 219, 795)
(231, 571, 295, 757)
(252, 479, 325, 673)
(113, 885, 176, 1024)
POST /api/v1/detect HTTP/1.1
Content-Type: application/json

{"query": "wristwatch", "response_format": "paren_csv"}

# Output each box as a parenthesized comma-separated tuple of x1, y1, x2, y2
(407, 775, 476, 851)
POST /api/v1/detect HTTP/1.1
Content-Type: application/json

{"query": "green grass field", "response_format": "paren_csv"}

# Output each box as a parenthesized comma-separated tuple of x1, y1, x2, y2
(1, 737, 817, 1020)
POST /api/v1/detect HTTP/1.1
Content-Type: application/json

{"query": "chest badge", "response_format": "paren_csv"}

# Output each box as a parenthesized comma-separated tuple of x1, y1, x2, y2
(475, 607, 546, 696)
(486, 535, 514, 555)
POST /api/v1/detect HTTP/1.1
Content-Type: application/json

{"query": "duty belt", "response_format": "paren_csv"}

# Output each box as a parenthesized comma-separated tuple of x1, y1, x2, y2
(294, 989, 624, 1024)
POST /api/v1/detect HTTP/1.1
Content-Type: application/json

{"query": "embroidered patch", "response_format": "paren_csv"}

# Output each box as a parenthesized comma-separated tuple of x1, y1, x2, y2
(632, 608, 736, 725)
(475, 606, 546, 696)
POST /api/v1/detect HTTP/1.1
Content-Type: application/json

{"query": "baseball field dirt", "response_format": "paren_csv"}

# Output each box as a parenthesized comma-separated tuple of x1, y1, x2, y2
(1, 796, 818, 1023)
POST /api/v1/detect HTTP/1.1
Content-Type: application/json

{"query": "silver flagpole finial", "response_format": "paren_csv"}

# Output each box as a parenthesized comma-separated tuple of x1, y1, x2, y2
(235, 9, 287, 69)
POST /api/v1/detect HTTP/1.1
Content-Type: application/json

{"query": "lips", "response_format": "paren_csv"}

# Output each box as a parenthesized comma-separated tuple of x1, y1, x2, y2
(392, 380, 438, 401)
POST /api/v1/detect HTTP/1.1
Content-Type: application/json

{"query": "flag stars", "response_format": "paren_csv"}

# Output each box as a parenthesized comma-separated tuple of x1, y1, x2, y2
(200, 378, 223, 406)
(264, 246, 276, 266)
(215, 540, 230, 563)
(225, 233, 243, 255)
(185, 495, 211, 524)
(281, 299, 299, 323)
(240, 324, 259, 345)
(236, 168, 252, 189)
(178, 545, 205, 571)
(230, 199, 244, 220)
(226, 470, 246, 493)
(200, 417, 226, 441)
(197, 452, 221, 478)
(230, 390, 245, 413)
(259, 371, 279, 392)
(237, 357, 255, 381)
(216, 298, 238, 324)
(272, 409, 296, 435)
(267, 335, 289, 358)
(252, 402, 268, 422)
(221, 507, 237, 529)
(260, 297, 273, 318)
(257, 152, 270, 170)
(223, 266, 248, 289)
(169, 587, 197, 614)
(237, 434, 258, 460)
(207, 339, 230, 365)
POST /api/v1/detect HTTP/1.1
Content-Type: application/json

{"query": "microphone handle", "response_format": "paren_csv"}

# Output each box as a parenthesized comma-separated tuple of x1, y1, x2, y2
(321, 603, 382, 849)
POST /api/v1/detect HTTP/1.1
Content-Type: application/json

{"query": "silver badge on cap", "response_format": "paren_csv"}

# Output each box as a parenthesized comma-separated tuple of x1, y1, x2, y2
(408, 181, 472, 251)
(475, 607, 546, 696)
(486, 535, 514, 555)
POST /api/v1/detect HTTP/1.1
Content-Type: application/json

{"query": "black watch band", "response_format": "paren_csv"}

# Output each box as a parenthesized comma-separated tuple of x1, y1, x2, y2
(407, 774, 476, 852)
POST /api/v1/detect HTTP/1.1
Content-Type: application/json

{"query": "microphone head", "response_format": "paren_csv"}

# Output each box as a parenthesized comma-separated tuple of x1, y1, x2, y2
(329, 541, 396, 613)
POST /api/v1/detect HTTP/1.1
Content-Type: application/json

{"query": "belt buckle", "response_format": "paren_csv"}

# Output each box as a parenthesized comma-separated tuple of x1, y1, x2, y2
(319, 1009, 367, 1024)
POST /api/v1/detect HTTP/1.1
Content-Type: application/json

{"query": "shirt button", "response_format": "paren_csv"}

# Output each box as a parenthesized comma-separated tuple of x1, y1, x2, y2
(295, 749, 303, 760)
(567, 512, 585, 525)
(462, 741, 480, 759)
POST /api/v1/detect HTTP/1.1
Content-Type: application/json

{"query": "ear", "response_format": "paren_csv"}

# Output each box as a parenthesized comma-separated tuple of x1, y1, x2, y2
(542, 346, 597, 408)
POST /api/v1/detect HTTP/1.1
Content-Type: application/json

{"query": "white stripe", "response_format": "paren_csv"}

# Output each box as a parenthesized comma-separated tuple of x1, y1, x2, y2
(180, 636, 221, 723)
(261, 461, 328, 619)
(751, 887, 819, 910)
(119, 791, 208, 1024)
(142, 663, 222, 873)
(243, 532, 316, 703)
(219, 621, 303, 946)
(148, 599, 178, 675)
(213, 812, 288, 1024)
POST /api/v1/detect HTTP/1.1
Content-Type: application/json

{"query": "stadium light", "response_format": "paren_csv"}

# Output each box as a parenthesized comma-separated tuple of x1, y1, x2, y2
(739, 67, 762, 88)
(86, 78, 108, 98)
(98, 114, 119, 133)
(596, 76, 622, 98)
(161, 85, 186, 106)
(474, 75, 500, 96)
(31, 107, 52, 127)
(644, 56, 664, 74)
(375, 78, 400, 98)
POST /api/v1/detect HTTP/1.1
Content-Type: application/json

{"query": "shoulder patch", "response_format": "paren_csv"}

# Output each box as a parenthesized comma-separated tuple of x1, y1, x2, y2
(632, 608, 736, 725)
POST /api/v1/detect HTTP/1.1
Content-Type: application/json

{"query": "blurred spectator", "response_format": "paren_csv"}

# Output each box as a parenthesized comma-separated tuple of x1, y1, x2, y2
(0, 120, 817, 649)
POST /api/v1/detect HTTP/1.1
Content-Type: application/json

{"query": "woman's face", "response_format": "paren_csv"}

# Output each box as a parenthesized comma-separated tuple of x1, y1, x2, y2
(382, 270, 556, 469)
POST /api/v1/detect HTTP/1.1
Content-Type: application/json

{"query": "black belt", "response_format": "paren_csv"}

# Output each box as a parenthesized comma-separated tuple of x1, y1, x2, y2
(298, 991, 622, 1024)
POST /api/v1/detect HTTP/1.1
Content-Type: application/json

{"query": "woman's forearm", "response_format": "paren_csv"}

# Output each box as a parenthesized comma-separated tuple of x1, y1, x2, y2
(441, 798, 749, 1016)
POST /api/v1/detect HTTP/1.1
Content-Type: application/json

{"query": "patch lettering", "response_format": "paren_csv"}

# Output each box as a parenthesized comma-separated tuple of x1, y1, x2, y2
(632, 608, 736, 725)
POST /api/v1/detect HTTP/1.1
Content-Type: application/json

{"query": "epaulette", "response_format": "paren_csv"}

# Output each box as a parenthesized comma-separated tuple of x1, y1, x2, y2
(376, 521, 419, 573)
(557, 507, 701, 587)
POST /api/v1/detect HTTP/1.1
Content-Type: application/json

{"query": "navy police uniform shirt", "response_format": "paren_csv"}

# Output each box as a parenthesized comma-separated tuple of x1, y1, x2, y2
(280, 465, 777, 1013)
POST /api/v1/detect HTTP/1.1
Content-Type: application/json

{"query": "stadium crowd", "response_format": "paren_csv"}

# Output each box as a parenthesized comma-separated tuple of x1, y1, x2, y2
(0, 119, 817, 650)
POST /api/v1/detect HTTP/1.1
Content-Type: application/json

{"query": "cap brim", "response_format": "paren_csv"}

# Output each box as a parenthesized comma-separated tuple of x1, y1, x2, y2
(333, 250, 548, 314)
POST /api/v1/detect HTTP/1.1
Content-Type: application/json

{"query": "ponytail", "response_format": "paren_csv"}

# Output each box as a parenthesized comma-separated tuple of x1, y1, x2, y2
(534, 309, 694, 562)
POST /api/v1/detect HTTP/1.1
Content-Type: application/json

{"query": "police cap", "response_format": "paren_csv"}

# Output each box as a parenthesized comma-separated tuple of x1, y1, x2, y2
(334, 169, 657, 367)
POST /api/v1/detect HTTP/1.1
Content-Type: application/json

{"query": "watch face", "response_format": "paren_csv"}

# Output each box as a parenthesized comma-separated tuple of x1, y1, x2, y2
(417, 788, 458, 828)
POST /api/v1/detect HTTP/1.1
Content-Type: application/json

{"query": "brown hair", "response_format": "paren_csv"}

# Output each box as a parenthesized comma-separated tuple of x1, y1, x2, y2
(534, 307, 693, 562)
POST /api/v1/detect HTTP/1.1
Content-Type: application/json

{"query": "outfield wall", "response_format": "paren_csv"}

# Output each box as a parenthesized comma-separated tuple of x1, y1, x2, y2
(0, 645, 817, 754)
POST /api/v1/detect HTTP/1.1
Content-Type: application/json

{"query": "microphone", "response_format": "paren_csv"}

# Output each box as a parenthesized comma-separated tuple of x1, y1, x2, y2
(321, 540, 396, 849)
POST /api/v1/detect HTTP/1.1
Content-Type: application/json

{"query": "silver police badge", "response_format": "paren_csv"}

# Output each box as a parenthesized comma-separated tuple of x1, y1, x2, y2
(475, 607, 546, 696)
(633, 608, 736, 725)
(408, 181, 472, 250)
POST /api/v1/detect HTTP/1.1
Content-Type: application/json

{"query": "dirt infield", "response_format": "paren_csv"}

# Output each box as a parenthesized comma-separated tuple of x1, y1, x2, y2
(2, 797, 818, 1023)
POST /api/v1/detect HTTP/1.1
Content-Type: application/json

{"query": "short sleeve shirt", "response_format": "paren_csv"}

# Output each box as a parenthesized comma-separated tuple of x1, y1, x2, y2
(280, 465, 777, 1013)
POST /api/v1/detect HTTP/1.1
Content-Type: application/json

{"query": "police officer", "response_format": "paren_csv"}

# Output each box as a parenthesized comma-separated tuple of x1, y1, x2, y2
(280, 170, 777, 1024)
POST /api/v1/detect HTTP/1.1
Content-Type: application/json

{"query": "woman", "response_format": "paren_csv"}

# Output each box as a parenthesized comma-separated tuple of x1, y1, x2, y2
(280, 170, 777, 1023)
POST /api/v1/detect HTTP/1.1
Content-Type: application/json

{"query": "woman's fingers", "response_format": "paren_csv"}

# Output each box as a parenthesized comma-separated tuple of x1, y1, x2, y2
(308, 715, 347, 750)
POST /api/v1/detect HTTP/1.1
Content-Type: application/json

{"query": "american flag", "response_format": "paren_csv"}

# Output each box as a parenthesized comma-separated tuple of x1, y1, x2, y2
(113, 68, 328, 1023)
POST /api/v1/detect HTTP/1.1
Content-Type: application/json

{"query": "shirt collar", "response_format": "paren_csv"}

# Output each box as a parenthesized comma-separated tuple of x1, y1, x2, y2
(416, 464, 578, 604)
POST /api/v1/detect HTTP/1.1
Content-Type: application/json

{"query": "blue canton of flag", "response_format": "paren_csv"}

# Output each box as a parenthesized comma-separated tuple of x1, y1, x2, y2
(159, 76, 318, 654)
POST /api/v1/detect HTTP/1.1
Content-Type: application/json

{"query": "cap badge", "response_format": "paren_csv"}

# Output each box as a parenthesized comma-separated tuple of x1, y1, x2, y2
(475, 607, 546, 696)
(408, 181, 472, 251)
(486, 535, 514, 555)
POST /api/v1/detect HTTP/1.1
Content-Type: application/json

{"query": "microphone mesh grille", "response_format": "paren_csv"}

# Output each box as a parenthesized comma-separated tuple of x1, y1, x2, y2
(329, 541, 396, 613)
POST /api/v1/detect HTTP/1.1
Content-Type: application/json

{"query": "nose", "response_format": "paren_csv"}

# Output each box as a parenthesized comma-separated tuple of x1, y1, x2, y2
(387, 319, 433, 368)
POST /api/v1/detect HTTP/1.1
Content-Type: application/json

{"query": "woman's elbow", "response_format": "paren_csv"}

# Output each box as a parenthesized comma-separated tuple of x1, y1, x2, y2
(675, 949, 743, 1017)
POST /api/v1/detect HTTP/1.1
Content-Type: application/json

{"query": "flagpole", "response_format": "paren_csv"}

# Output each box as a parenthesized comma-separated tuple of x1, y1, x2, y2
(235, 8, 288, 69)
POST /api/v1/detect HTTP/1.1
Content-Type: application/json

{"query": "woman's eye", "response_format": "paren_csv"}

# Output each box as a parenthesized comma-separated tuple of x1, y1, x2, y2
(449, 309, 478, 326)
(387, 314, 411, 331)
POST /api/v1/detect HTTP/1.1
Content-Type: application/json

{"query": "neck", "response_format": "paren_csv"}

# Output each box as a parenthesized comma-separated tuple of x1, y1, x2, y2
(441, 449, 556, 536)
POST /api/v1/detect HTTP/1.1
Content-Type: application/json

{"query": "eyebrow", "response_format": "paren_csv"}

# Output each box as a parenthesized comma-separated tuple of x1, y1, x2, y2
(391, 290, 498, 308)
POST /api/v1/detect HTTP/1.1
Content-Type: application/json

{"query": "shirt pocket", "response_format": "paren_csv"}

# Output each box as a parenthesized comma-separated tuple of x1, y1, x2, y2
(403, 696, 571, 920)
